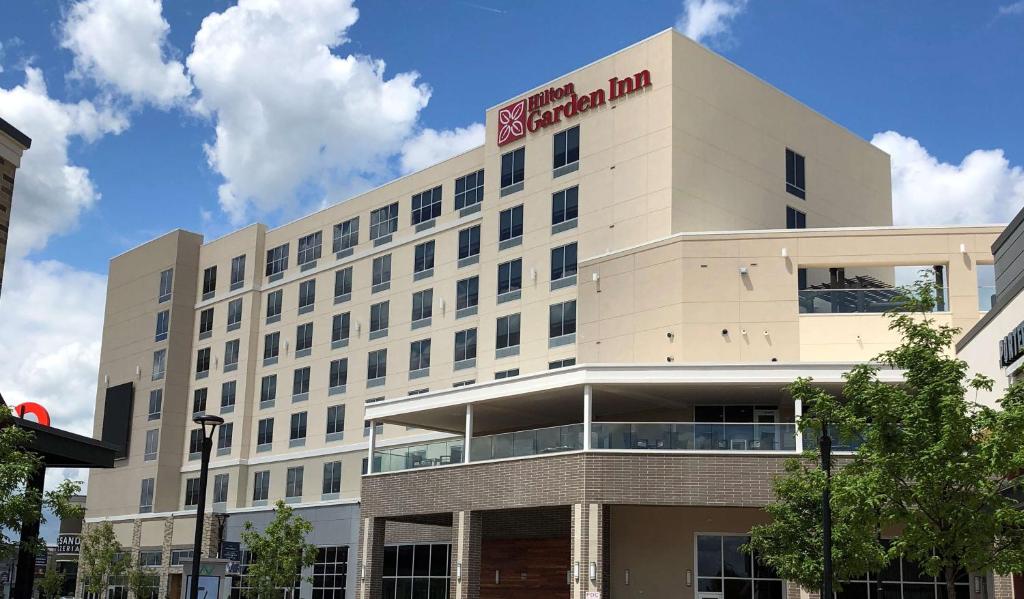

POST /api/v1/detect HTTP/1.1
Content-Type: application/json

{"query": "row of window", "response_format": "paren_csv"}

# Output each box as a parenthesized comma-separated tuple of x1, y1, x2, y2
(180, 460, 345, 508)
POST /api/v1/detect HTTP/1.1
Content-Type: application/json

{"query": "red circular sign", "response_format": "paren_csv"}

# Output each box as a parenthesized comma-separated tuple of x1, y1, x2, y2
(14, 402, 51, 427)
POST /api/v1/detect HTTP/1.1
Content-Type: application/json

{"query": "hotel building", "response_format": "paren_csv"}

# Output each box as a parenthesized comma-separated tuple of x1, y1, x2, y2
(82, 29, 1012, 599)
(0, 116, 32, 298)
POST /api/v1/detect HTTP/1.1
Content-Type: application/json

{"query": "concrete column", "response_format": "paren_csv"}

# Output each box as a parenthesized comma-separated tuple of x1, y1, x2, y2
(464, 405, 474, 463)
(794, 398, 804, 452)
(357, 517, 386, 599)
(571, 503, 607, 599)
(583, 385, 593, 451)
(991, 574, 1015, 599)
(367, 420, 377, 474)
(73, 522, 91, 599)
(158, 517, 174, 599)
(450, 511, 482, 599)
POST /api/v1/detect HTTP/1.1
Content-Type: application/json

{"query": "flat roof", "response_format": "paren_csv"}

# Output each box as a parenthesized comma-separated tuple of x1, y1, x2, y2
(0, 116, 32, 149)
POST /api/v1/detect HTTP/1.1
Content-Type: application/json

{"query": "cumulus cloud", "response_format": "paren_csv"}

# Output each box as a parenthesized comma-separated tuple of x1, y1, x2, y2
(0, 67, 127, 257)
(186, 0, 433, 223)
(400, 123, 484, 174)
(676, 0, 748, 45)
(872, 131, 1024, 226)
(61, 0, 191, 107)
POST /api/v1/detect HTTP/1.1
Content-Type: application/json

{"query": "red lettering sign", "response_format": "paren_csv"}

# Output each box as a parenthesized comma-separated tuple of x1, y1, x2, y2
(14, 402, 51, 426)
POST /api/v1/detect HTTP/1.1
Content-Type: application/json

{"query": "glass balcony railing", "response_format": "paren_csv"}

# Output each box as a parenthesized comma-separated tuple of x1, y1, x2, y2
(800, 425, 862, 452)
(592, 422, 797, 451)
(470, 423, 584, 461)
(374, 438, 465, 473)
(799, 288, 947, 314)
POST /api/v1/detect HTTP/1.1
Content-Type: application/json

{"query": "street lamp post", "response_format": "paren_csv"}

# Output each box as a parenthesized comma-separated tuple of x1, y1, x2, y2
(190, 414, 224, 599)
(821, 419, 834, 599)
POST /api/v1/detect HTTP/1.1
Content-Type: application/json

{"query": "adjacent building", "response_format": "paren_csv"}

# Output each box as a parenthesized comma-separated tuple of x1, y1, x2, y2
(0, 116, 32, 298)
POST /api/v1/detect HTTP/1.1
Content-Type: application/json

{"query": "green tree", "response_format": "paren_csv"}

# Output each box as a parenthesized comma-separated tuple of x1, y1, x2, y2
(239, 500, 317, 599)
(748, 281, 1024, 599)
(80, 521, 125, 599)
(0, 403, 84, 558)
(38, 563, 66, 599)
(124, 555, 159, 599)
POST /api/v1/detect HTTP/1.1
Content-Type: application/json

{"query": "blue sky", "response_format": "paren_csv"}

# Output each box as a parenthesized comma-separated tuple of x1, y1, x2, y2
(0, 0, 1023, 537)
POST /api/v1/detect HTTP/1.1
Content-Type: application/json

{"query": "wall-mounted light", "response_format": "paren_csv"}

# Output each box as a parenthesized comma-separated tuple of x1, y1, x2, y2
(589, 562, 597, 581)
(741, 329, 748, 336)
(135, 365, 141, 379)
(592, 271, 601, 293)
(763, 330, 769, 337)
(457, 562, 462, 583)
(360, 562, 365, 580)
(781, 247, 788, 257)
(738, 266, 749, 275)
(686, 569, 693, 587)
(495, 570, 500, 585)
(104, 374, 109, 387)
(530, 268, 537, 282)
(573, 562, 580, 583)
(666, 331, 675, 340)
(960, 243, 968, 254)
(625, 569, 630, 586)
(974, 576, 982, 594)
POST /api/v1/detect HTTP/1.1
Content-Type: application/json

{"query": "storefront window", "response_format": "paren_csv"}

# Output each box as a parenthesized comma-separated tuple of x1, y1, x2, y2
(381, 543, 450, 599)
(697, 534, 783, 599)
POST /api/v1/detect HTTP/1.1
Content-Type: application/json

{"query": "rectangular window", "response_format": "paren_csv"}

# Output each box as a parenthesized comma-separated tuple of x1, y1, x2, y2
(696, 534, 783, 599)
(224, 339, 240, 368)
(332, 217, 359, 253)
(221, 381, 237, 409)
(499, 205, 524, 241)
(158, 268, 173, 302)
(260, 375, 277, 403)
(297, 231, 323, 266)
(202, 265, 217, 298)
(454, 328, 477, 362)
(296, 322, 313, 353)
(152, 349, 167, 380)
(551, 242, 577, 280)
(496, 314, 521, 350)
(290, 412, 308, 441)
(264, 332, 280, 360)
(329, 358, 348, 389)
(786, 148, 806, 199)
(456, 276, 479, 310)
(411, 186, 442, 225)
(253, 471, 270, 502)
(293, 367, 311, 396)
(549, 300, 577, 339)
(458, 225, 481, 260)
(184, 477, 201, 507)
(497, 259, 522, 295)
(217, 422, 233, 451)
(332, 312, 351, 343)
(266, 290, 283, 321)
(199, 308, 214, 336)
(409, 339, 431, 372)
(978, 263, 996, 311)
(285, 466, 304, 498)
(155, 310, 170, 342)
(257, 418, 274, 446)
(786, 206, 806, 229)
(552, 186, 578, 225)
(266, 243, 290, 277)
(370, 301, 389, 333)
(326, 405, 345, 435)
(553, 125, 580, 170)
(298, 279, 316, 311)
(367, 349, 387, 381)
(363, 420, 383, 437)
(230, 255, 246, 289)
(139, 478, 154, 513)
(312, 546, 349, 599)
(196, 347, 211, 376)
(549, 358, 576, 369)
(322, 462, 342, 495)
(193, 388, 208, 414)
(381, 544, 451, 595)
(148, 389, 163, 419)
(334, 267, 353, 300)
(411, 289, 433, 322)
(500, 147, 525, 189)
(372, 255, 392, 288)
(213, 473, 229, 504)
(369, 202, 399, 241)
(495, 368, 519, 380)
(227, 298, 243, 328)
(414, 241, 435, 274)
(455, 169, 485, 209)
(189, 428, 203, 455)
(144, 429, 159, 460)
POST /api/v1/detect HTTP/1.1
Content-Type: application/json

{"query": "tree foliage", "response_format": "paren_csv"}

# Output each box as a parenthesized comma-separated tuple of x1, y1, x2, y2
(80, 521, 125, 599)
(239, 500, 317, 599)
(124, 555, 160, 599)
(749, 281, 1024, 599)
(38, 563, 66, 599)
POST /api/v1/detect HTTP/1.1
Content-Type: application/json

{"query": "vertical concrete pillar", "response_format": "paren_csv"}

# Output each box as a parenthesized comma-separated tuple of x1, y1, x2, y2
(450, 511, 482, 599)
(367, 420, 378, 474)
(571, 503, 607, 599)
(992, 574, 1015, 599)
(357, 517, 386, 599)
(464, 405, 474, 463)
(583, 385, 593, 451)
(158, 517, 174, 599)
(794, 398, 804, 452)
(129, 520, 142, 599)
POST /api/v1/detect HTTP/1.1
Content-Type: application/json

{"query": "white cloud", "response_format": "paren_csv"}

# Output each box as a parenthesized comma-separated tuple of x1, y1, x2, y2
(186, 0, 433, 223)
(399, 123, 484, 174)
(676, 0, 748, 45)
(998, 2, 1024, 15)
(872, 131, 1024, 226)
(61, 0, 191, 107)
(0, 67, 127, 258)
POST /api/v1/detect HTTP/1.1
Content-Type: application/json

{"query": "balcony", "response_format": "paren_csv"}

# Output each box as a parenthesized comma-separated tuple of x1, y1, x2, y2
(593, 421, 797, 451)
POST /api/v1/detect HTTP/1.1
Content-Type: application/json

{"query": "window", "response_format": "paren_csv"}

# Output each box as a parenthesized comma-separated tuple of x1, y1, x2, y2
(553, 125, 580, 170)
(193, 388, 208, 414)
(409, 339, 431, 372)
(184, 478, 201, 507)
(455, 169, 484, 209)
(217, 422, 233, 451)
(332, 217, 359, 253)
(230, 255, 246, 289)
(458, 225, 481, 260)
(332, 313, 351, 344)
(367, 349, 387, 381)
(497, 259, 522, 295)
(227, 298, 243, 328)
(260, 375, 277, 404)
(322, 463, 342, 496)
(199, 308, 214, 336)
(414, 241, 435, 274)
(266, 243, 290, 277)
(312, 546, 349, 599)
(152, 349, 167, 380)
(334, 267, 353, 300)
(499, 205, 524, 242)
(696, 534, 783, 599)
(372, 255, 392, 289)
(155, 310, 169, 342)
(139, 551, 162, 567)
(549, 358, 576, 369)
(257, 418, 274, 446)
(326, 405, 345, 436)
(144, 429, 159, 460)
(213, 473, 229, 504)
(363, 420, 383, 437)
(221, 381, 237, 409)
(370, 302, 389, 334)
(786, 148, 806, 199)
(224, 339, 240, 369)
(139, 478, 155, 513)
(837, 542, 969, 599)
(454, 329, 477, 363)
(148, 389, 163, 419)
(158, 268, 173, 302)
(290, 412, 308, 441)
(978, 263, 996, 311)
(264, 332, 280, 360)
(381, 544, 451, 599)
(196, 348, 211, 376)
(329, 359, 348, 389)
(495, 368, 519, 380)
(411, 186, 442, 225)
(189, 429, 203, 455)
(293, 367, 311, 397)
(456, 277, 479, 311)
(202, 266, 217, 298)
(252, 471, 270, 502)
(500, 147, 525, 189)
(299, 279, 316, 310)
(552, 186, 578, 225)
(296, 322, 313, 353)
(411, 289, 433, 322)
(496, 314, 520, 350)
(551, 242, 577, 280)
(549, 300, 577, 339)
(786, 206, 806, 229)
(266, 290, 283, 321)
(297, 231, 323, 266)
(369, 202, 399, 241)
(286, 467, 304, 498)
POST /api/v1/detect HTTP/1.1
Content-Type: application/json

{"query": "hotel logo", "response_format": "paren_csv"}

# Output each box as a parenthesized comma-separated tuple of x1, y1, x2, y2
(497, 99, 527, 146)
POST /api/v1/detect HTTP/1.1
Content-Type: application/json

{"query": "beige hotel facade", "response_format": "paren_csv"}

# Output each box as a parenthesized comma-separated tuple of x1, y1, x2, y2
(82, 29, 1014, 599)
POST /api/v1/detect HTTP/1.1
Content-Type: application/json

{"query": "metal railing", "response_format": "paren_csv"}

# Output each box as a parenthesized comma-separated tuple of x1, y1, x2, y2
(798, 288, 947, 314)
(592, 422, 797, 451)
(374, 438, 465, 472)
